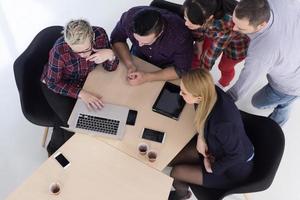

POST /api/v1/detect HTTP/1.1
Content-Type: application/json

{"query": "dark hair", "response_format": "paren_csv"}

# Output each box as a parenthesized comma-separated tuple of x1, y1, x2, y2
(183, 0, 237, 25)
(235, 0, 270, 26)
(133, 9, 163, 36)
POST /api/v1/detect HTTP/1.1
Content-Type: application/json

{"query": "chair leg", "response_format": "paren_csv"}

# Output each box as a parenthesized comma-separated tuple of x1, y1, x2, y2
(243, 193, 250, 200)
(42, 127, 49, 148)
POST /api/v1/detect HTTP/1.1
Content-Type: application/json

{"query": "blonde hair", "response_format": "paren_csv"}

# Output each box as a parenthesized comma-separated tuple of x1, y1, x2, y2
(181, 69, 217, 138)
(63, 19, 93, 46)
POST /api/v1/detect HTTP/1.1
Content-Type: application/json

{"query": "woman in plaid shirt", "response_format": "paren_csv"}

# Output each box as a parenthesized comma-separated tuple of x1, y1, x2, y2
(183, 0, 250, 87)
(41, 19, 118, 155)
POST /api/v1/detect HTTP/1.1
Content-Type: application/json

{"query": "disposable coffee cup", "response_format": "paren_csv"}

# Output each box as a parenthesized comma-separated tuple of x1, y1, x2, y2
(49, 182, 61, 195)
(138, 143, 149, 155)
(147, 150, 157, 162)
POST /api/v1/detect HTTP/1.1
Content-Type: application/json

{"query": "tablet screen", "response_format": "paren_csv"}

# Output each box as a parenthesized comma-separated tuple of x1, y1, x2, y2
(152, 82, 185, 120)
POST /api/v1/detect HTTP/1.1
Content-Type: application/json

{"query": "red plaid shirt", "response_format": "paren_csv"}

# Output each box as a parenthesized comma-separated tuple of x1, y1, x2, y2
(192, 14, 250, 69)
(41, 27, 119, 99)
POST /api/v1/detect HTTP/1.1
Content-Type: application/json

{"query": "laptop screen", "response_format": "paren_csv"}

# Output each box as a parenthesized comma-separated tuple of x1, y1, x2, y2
(152, 82, 185, 120)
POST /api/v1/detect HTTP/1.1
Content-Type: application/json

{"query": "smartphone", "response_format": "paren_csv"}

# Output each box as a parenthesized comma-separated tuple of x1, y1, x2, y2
(126, 109, 138, 126)
(54, 152, 70, 169)
(141, 128, 166, 143)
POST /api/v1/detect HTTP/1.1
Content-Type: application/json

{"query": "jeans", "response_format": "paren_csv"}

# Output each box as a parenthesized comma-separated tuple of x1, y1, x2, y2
(251, 83, 298, 126)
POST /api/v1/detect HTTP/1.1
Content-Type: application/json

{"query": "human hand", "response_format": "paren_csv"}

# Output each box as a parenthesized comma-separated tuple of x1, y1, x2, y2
(203, 157, 213, 173)
(196, 137, 208, 157)
(78, 90, 104, 109)
(86, 48, 115, 64)
(127, 71, 148, 86)
(127, 64, 137, 79)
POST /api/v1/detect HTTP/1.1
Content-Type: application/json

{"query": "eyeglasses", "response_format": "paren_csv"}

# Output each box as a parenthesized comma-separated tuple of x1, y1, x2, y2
(73, 41, 95, 54)
(74, 47, 92, 54)
(72, 33, 96, 54)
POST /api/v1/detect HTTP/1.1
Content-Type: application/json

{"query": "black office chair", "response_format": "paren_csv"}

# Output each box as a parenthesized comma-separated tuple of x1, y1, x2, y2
(14, 26, 63, 147)
(189, 111, 285, 200)
(150, 0, 183, 17)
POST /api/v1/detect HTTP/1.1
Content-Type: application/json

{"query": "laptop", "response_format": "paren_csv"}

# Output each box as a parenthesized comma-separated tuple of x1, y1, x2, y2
(152, 82, 186, 120)
(68, 99, 129, 139)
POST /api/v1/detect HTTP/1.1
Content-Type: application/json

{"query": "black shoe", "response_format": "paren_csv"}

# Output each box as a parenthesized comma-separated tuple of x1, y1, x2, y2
(168, 190, 192, 200)
(168, 191, 177, 200)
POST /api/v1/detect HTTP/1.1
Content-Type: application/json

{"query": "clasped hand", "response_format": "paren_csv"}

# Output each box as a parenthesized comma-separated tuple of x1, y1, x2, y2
(126, 66, 148, 86)
(127, 71, 148, 86)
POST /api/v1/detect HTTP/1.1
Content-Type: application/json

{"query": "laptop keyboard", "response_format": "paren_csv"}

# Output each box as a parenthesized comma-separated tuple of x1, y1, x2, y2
(76, 114, 120, 135)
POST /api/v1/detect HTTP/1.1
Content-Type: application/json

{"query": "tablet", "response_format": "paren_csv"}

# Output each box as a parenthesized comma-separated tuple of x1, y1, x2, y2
(152, 82, 185, 120)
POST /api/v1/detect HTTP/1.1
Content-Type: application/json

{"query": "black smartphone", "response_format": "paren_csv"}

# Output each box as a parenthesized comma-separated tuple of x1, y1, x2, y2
(126, 109, 138, 126)
(54, 153, 70, 168)
(141, 128, 166, 143)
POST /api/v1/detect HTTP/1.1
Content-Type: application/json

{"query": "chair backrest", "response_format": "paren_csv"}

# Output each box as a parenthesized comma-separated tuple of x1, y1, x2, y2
(14, 26, 63, 126)
(150, 0, 183, 17)
(226, 111, 285, 195)
(190, 111, 285, 200)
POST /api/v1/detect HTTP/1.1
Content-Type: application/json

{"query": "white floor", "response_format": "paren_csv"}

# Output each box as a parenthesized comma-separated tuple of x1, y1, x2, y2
(1, 0, 299, 199)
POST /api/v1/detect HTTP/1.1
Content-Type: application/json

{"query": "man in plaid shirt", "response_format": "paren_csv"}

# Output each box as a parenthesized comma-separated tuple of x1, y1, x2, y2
(41, 19, 118, 155)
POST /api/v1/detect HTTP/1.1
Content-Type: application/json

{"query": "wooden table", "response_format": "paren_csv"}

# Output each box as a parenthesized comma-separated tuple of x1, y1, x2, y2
(6, 134, 173, 200)
(80, 57, 196, 171)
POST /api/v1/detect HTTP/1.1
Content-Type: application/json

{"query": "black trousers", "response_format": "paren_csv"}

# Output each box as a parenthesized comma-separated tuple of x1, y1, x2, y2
(41, 83, 76, 155)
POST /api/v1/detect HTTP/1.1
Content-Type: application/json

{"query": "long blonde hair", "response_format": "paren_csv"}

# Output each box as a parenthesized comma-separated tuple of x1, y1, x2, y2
(182, 69, 217, 137)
